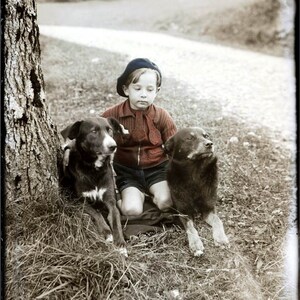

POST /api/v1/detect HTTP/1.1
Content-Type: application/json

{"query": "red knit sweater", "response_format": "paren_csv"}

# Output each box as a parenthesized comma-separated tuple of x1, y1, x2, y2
(102, 100, 177, 169)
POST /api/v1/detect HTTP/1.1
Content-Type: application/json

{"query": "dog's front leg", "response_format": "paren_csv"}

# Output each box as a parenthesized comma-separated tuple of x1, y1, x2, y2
(83, 203, 113, 242)
(203, 211, 229, 246)
(106, 203, 127, 257)
(180, 216, 204, 256)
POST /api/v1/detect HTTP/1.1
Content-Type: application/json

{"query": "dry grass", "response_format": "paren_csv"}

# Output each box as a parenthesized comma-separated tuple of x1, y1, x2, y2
(5, 190, 264, 299)
(5, 36, 296, 299)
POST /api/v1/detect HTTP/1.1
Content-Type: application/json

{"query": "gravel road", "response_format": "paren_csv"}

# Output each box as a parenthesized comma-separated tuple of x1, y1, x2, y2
(39, 25, 296, 149)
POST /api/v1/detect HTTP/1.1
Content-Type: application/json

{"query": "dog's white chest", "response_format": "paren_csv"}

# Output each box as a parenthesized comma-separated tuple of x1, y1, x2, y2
(82, 187, 107, 201)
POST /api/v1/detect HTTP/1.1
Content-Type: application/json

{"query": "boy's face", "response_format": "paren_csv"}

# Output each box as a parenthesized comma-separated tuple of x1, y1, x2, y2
(123, 70, 159, 110)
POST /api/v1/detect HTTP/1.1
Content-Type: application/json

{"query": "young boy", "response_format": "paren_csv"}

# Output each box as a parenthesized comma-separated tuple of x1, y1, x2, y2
(102, 58, 177, 216)
(63, 58, 177, 216)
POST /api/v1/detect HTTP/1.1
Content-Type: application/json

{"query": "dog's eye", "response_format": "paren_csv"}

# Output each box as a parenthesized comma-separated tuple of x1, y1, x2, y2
(106, 127, 113, 135)
(186, 135, 195, 141)
(91, 129, 97, 134)
(203, 133, 210, 139)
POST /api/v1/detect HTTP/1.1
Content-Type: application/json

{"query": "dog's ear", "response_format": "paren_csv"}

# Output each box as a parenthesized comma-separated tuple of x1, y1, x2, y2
(164, 136, 175, 156)
(108, 117, 129, 135)
(61, 121, 82, 140)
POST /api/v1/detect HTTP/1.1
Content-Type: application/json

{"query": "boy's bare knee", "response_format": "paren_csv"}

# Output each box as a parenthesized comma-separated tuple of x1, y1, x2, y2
(120, 187, 144, 216)
(153, 196, 173, 211)
(150, 181, 173, 211)
(121, 206, 143, 216)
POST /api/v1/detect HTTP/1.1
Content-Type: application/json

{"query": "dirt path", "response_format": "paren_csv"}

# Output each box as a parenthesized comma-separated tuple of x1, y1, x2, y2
(37, 0, 257, 30)
(39, 25, 296, 149)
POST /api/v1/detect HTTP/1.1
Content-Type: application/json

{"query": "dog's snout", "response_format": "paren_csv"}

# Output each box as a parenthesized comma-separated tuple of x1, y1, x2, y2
(103, 133, 117, 153)
(205, 141, 213, 148)
(109, 145, 117, 152)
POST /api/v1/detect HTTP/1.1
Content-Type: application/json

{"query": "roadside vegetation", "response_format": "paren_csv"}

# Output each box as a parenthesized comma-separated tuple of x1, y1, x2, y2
(5, 36, 295, 299)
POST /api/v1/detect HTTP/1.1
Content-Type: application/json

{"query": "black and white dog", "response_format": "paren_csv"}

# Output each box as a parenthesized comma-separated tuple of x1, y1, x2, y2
(61, 117, 128, 256)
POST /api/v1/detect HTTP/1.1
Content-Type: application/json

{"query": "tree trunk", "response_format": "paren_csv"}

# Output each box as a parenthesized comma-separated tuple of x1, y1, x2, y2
(4, 0, 60, 202)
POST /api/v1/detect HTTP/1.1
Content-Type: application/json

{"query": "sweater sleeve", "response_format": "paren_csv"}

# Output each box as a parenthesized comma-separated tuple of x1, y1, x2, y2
(158, 108, 177, 142)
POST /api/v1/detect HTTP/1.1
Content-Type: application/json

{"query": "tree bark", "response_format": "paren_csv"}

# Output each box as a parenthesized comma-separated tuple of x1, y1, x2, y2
(4, 0, 60, 202)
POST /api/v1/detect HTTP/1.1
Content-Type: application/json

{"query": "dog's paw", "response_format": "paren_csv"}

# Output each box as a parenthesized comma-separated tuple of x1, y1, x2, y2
(117, 247, 128, 257)
(188, 236, 204, 256)
(105, 234, 114, 243)
(193, 249, 204, 256)
(213, 233, 229, 247)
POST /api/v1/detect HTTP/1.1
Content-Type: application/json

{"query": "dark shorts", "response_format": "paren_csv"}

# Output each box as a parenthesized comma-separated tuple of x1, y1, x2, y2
(114, 161, 169, 193)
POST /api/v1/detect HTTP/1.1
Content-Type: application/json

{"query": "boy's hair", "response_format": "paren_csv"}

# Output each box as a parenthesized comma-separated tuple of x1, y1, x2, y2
(124, 68, 161, 88)
(116, 58, 162, 97)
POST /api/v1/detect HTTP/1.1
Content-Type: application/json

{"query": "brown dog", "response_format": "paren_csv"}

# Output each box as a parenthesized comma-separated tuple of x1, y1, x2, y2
(61, 117, 128, 256)
(165, 127, 229, 256)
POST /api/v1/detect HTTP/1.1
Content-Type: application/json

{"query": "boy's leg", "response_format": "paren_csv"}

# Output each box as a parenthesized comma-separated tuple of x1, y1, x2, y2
(149, 180, 173, 211)
(118, 187, 145, 216)
(114, 163, 145, 216)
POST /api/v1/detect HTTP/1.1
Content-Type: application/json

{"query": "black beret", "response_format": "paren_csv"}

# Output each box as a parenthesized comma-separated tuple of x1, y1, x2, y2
(116, 58, 162, 97)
